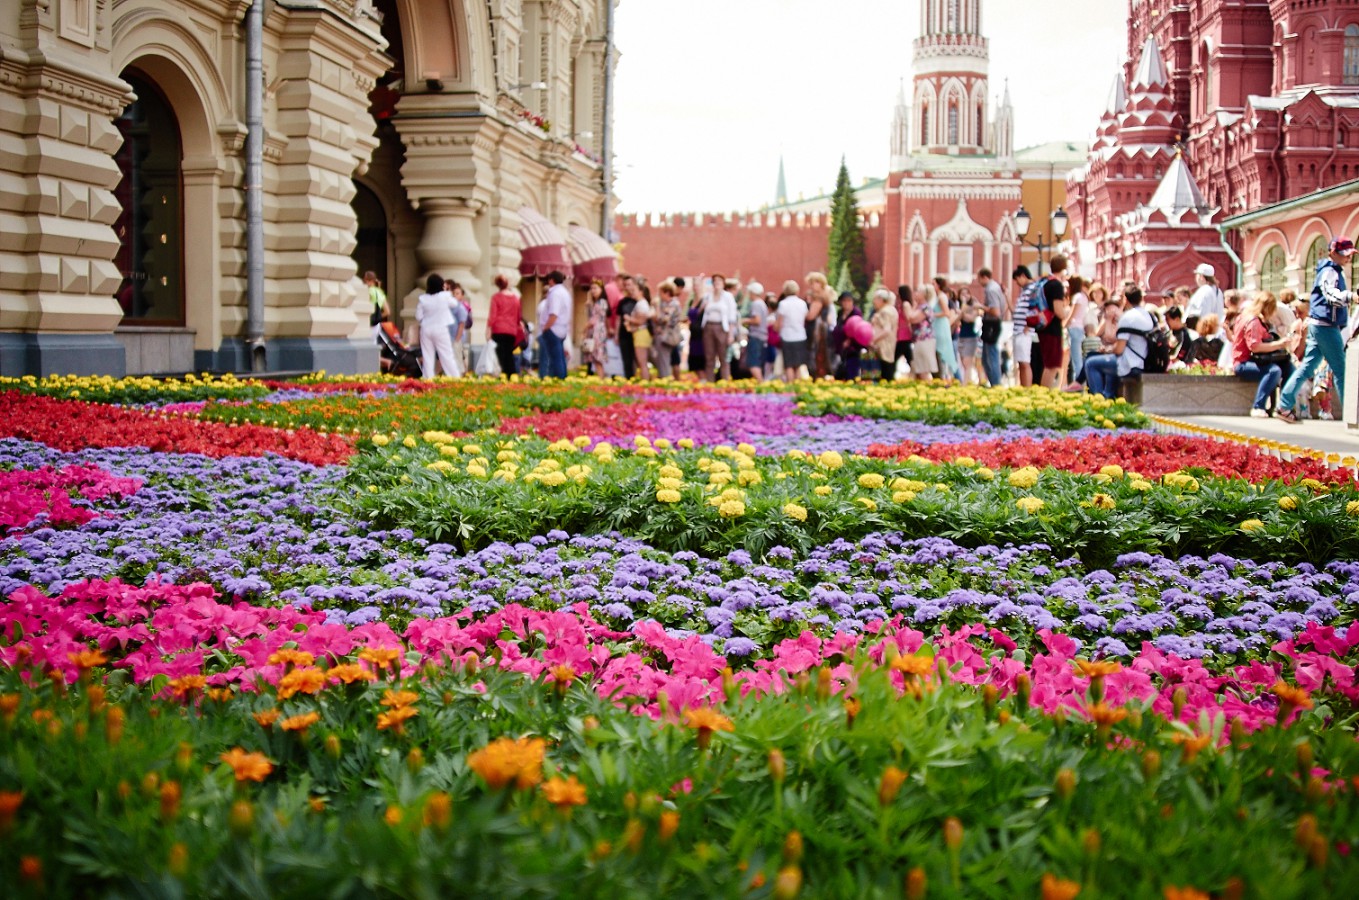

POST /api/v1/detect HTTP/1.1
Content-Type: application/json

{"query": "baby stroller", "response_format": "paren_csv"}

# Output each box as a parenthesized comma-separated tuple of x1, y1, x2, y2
(376, 325, 422, 378)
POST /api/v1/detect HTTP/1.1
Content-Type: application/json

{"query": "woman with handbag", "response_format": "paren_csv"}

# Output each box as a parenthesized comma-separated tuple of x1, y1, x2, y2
(1232, 291, 1298, 418)
(654, 281, 684, 379)
(582, 280, 610, 376)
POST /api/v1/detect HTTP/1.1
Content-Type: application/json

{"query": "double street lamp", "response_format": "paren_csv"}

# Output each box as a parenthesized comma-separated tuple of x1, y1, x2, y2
(1014, 205, 1069, 277)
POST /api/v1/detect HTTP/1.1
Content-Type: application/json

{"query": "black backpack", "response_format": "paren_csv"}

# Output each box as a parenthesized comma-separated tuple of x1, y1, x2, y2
(1116, 323, 1171, 374)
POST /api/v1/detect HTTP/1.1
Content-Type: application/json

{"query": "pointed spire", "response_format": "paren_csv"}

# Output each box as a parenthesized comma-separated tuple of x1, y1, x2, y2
(1104, 73, 1128, 115)
(1001, 77, 1012, 109)
(1133, 35, 1169, 89)
(775, 155, 787, 206)
(1148, 152, 1210, 216)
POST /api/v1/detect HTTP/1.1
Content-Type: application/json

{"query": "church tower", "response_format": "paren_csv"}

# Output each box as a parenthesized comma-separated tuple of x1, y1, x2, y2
(890, 80, 913, 170)
(913, 0, 990, 155)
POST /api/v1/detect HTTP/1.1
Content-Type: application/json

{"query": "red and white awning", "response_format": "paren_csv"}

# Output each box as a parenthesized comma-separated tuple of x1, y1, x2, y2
(517, 207, 572, 277)
(567, 225, 619, 282)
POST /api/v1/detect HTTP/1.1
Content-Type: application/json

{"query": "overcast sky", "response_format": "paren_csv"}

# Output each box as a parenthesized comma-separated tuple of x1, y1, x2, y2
(612, 0, 1128, 212)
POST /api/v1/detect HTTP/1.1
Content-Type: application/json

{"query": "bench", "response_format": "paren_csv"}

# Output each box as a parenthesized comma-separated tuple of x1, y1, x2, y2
(1134, 373, 1259, 416)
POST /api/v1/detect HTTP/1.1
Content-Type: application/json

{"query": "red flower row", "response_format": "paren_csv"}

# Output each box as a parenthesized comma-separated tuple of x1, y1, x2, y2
(0, 392, 354, 466)
(498, 398, 710, 442)
(867, 432, 1354, 485)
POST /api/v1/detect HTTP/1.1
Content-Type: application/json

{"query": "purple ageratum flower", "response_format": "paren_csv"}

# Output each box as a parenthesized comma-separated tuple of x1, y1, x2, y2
(723, 637, 758, 657)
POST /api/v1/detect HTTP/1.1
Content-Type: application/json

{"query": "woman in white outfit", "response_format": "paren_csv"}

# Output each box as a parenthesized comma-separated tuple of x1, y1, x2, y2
(416, 273, 460, 379)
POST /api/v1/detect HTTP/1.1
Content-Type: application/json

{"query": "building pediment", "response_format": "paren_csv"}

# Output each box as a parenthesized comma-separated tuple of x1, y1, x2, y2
(929, 198, 993, 243)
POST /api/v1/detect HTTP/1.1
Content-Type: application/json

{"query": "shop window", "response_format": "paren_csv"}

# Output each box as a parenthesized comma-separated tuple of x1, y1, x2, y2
(1259, 245, 1286, 294)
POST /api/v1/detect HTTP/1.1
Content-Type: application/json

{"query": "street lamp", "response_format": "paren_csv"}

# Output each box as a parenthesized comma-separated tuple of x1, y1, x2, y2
(1014, 205, 1069, 277)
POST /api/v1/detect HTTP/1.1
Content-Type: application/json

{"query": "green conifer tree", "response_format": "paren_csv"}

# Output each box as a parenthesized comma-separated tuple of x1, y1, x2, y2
(827, 157, 868, 295)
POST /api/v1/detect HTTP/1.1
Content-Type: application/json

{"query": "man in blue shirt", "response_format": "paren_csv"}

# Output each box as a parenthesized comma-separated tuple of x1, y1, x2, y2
(1278, 238, 1355, 423)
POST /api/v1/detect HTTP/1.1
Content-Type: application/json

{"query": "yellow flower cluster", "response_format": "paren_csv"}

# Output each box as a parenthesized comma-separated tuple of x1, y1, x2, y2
(0, 372, 257, 398)
(1162, 472, 1200, 493)
(1015, 496, 1045, 514)
(656, 462, 686, 504)
(1008, 467, 1040, 489)
(795, 382, 1139, 429)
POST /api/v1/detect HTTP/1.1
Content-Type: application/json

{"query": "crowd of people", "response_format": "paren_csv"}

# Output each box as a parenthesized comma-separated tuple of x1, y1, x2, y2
(359, 236, 1357, 426)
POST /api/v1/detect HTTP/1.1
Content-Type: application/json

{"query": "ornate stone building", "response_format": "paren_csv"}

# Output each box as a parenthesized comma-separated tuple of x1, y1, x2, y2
(1066, 0, 1359, 297)
(0, 0, 616, 376)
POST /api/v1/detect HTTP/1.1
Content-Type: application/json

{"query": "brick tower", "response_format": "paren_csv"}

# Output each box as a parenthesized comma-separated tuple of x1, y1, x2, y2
(913, 0, 991, 155)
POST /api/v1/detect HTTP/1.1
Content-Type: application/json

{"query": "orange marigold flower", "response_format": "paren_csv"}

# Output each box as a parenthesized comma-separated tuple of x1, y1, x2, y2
(220, 747, 273, 783)
(267, 648, 315, 668)
(0, 694, 19, 721)
(167, 675, 208, 699)
(326, 663, 377, 685)
(467, 736, 547, 790)
(683, 707, 735, 750)
(0, 790, 23, 833)
(1271, 682, 1312, 710)
(423, 792, 452, 829)
(380, 689, 420, 709)
(280, 711, 320, 734)
(359, 647, 402, 670)
(253, 709, 281, 728)
(548, 664, 577, 685)
(206, 688, 234, 703)
(376, 705, 419, 731)
(384, 805, 403, 826)
(1073, 659, 1121, 678)
(19, 855, 41, 883)
(890, 654, 934, 677)
(1041, 873, 1082, 900)
(1163, 887, 1210, 900)
(276, 667, 327, 700)
(1172, 731, 1213, 763)
(1084, 702, 1129, 728)
(541, 774, 588, 808)
(878, 765, 908, 807)
(67, 649, 108, 670)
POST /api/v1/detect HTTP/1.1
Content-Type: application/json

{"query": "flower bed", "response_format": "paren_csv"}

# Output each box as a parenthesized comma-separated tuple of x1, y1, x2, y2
(0, 465, 141, 533)
(0, 372, 270, 404)
(794, 382, 1148, 429)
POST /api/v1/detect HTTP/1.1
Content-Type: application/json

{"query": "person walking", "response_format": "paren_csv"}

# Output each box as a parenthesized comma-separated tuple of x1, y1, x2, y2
(701, 273, 738, 381)
(892, 285, 915, 381)
(364, 271, 387, 327)
(1036, 256, 1070, 389)
(1065, 274, 1089, 386)
(416, 273, 460, 380)
(775, 281, 809, 384)
(1278, 238, 1356, 423)
(486, 273, 523, 379)
(616, 274, 640, 379)
(654, 280, 683, 379)
(978, 268, 1006, 386)
(870, 289, 899, 381)
(537, 270, 572, 379)
(742, 281, 768, 382)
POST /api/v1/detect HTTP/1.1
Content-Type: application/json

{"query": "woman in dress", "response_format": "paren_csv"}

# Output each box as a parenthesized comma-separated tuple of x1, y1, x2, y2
(924, 285, 959, 384)
(804, 271, 833, 380)
(583, 280, 610, 376)
(687, 287, 707, 377)
(956, 288, 982, 385)
(416, 273, 460, 379)
(654, 281, 683, 379)
(486, 273, 523, 379)
(904, 290, 936, 381)
(1065, 275, 1089, 388)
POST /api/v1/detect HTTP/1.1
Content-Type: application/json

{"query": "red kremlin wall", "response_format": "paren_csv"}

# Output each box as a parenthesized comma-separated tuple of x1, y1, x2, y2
(614, 212, 885, 294)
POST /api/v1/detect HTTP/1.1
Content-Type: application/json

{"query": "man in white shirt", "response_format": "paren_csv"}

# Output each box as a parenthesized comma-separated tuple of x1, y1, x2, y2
(978, 267, 1007, 387)
(700, 273, 738, 381)
(538, 270, 572, 379)
(1085, 284, 1154, 398)
(1185, 263, 1223, 332)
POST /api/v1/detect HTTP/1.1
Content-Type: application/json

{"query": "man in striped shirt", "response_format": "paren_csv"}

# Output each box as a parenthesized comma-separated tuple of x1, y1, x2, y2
(1011, 266, 1036, 388)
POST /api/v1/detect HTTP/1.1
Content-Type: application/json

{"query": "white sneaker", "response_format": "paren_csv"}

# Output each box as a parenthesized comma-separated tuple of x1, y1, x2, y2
(1319, 411, 1335, 421)
(1250, 408, 1268, 418)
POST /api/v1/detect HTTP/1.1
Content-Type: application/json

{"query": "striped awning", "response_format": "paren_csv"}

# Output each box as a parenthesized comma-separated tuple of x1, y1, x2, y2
(567, 225, 619, 281)
(517, 207, 572, 277)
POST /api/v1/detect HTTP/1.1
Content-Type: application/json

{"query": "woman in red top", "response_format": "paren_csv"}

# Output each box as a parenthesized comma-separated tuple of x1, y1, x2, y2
(1231, 291, 1298, 418)
(486, 274, 523, 378)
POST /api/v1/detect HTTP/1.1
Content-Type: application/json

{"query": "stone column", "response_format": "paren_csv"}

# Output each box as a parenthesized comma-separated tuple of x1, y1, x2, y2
(0, 0, 130, 376)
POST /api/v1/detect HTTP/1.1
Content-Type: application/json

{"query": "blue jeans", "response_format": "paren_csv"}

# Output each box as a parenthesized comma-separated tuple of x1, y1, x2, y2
(1084, 354, 1120, 399)
(982, 341, 1002, 386)
(1068, 325, 1086, 382)
(1279, 324, 1346, 413)
(1234, 361, 1286, 411)
(538, 330, 567, 379)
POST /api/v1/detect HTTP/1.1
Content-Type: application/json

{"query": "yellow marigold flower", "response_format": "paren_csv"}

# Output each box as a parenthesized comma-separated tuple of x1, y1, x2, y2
(1163, 886, 1210, 900)
(280, 711, 320, 734)
(892, 478, 927, 492)
(814, 485, 832, 496)
(636, 447, 658, 458)
(1239, 518, 1265, 533)
(975, 466, 995, 481)
(656, 489, 682, 504)
(1090, 493, 1116, 510)
(168, 675, 209, 699)
(276, 667, 327, 700)
(539, 471, 568, 487)
(738, 470, 762, 486)
(858, 473, 886, 490)
(467, 736, 547, 790)
(1008, 466, 1040, 489)
(654, 438, 672, 450)
(380, 690, 420, 709)
(461, 445, 482, 455)
(422, 430, 454, 444)
(541, 775, 588, 808)
(658, 464, 684, 479)
(326, 664, 376, 685)
(952, 456, 976, 467)
(713, 445, 733, 457)
(402, 435, 417, 449)
(1099, 464, 1124, 479)
(360, 647, 402, 670)
(657, 477, 683, 490)
(1163, 472, 1199, 493)
(370, 434, 390, 447)
(67, 649, 107, 670)
(718, 499, 746, 518)
(734, 455, 756, 470)
(678, 438, 694, 449)
(426, 460, 455, 473)
(497, 450, 519, 462)
(376, 705, 419, 731)
(683, 707, 734, 750)
(890, 655, 933, 677)
(708, 472, 733, 487)
(466, 464, 488, 478)
(220, 747, 273, 782)
(1015, 496, 1045, 514)
(1298, 477, 1325, 493)
(1130, 479, 1153, 492)
(572, 435, 592, 447)
(878, 765, 908, 807)
(1040, 873, 1082, 900)
(1278, 495, 1298, 511)
(856, 497, 877, 511)
(892, 490, 916, 503)
(786, 449, 807, 460)
(783, 503, 808, 522)
(1073, 660, 1121, 678)
(593, 441, 615, 455)
(817, 450, 844, 469)
(736, 443, 757, 456)
(1271, 681, 1312, 710)
(548, 664, 576, 686)
(1348, 500, 1359, 516)
(439, 445, 460, 457)
(1084, 702, 1128, 728)
(423, 792, 452, 829)
(1172, 731, 1212, 763)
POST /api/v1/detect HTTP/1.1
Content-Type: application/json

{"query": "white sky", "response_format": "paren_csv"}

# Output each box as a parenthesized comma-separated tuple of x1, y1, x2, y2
(613, 0, 1128, 212)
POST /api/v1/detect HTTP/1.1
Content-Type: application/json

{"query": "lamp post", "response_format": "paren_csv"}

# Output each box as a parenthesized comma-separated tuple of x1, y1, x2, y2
(1014, 205, 1069, 278)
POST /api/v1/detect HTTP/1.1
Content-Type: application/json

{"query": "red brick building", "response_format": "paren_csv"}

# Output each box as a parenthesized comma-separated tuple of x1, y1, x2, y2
(1066, 0, 1359, 298)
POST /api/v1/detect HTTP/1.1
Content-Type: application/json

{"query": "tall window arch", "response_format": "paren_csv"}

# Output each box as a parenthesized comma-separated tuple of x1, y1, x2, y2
(948, 103, 959, 145)
(1345, 25, 1359, 85)
(947, 0, 959, 33)
(975, 105, 984, 147)
(921, 105, 931, 146)
(1259, 245, 1286, 293)
(1304, 235, 1327, 278)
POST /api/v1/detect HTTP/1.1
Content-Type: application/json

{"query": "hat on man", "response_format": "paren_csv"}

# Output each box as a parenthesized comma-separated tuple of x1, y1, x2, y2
(1193, 263, 1215, 278)
(1329, 237, 1356, 257)
(745, 280, 764, 297)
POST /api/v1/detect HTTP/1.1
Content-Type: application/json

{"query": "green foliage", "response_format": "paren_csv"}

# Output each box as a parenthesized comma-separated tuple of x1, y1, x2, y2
(827, 158, 868, 296)
(0, 659, 1353, 897)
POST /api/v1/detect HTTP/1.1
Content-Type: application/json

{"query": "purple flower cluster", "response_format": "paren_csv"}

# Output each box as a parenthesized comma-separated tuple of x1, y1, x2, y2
(3, 436, 1352, 663)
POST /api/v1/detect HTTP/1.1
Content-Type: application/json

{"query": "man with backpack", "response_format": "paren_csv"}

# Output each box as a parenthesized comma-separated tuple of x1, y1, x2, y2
(1084, 284, 1159, 399)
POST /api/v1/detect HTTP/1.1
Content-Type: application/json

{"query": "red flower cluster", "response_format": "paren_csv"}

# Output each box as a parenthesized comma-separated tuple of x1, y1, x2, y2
(498, 398, 708, 442)
(0, 392, 354, 466)
(1, 464, 141, 533)
(866, 432, 1354, 485)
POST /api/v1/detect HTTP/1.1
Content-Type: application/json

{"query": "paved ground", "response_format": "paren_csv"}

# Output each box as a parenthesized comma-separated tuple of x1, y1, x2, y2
(1155, 414, 1359, 459)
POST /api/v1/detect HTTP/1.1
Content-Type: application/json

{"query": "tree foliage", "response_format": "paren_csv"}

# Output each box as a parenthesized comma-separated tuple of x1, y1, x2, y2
(827, 158, 868, 296)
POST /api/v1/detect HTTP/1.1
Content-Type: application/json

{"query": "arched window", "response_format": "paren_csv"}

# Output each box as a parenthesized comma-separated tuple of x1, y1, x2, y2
(976, 105, 984, 147)
(1304, 235, 1327, 278)
(921, 105, 931, 146)
(948, 103, 959, 145)
(1345, 25, 1359, 85)
(1259, 245, 1286, 293)
(947, 0, 959, 33)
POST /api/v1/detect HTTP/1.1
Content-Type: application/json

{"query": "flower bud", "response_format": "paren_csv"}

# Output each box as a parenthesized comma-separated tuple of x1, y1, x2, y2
(816, 666, 831, 700)
(783, 830, 804, 864)
(167, 842, 189, 877)
(1082, 827, 1101, 858)
(768, 748, 786, 784)
(1221, 876, 1246, 900)
(943, 816, 963, 851)
(1296, 741, 1313, 777)
(1142, 749, 1161, 781)
(905, 867, 927, 899)
(159, 781, 181, 822)
(721, 667, 735, 703)
(1308, 834, 1328, 869)
(1305, 776, 1325, 804)
(1054, 768, 1076, 801)
(228, 799, 254, 838)
(1172, 687, 1187, 720)
(623, 818, 645, 854)
(406, 747, 425, 774)
(105, 706, 125, 745)
(1014, 674, 1031, 711)
(982, 684, 998, 717)
(1229, 717, 1248, 749)
(141, 772, 160, 799)
(324, 733, 342, 759)
(423, 792, 452, 831)
(879, 766, 908, 807)
(772, 865, 802, 900)
(1294, 813, 1318, 849)
(658, 810, 680, 843)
